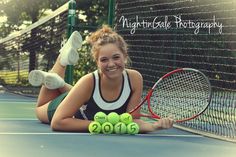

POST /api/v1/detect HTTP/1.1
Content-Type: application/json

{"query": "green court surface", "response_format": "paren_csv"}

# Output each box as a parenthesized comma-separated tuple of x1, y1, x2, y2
(0, 91, 235, 157)
(0, 101, 35, 119)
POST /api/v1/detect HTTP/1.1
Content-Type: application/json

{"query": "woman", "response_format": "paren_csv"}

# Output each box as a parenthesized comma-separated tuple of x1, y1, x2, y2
(28, 25, 173, 132)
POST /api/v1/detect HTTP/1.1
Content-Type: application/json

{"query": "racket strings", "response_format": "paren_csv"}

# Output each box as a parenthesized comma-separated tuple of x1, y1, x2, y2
(150, 70, 211, 120)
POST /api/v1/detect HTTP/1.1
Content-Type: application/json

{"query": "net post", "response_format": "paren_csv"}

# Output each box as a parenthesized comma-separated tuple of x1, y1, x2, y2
(65, 0, 77, 84)
(108, 0, 115, 27)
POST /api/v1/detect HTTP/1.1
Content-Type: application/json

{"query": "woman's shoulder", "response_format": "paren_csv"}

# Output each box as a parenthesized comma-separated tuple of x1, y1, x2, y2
(125, 69, 143, 86)
(125, 69, 143, 92)
(74, 71, 95, 86)
(125, 69, 142, 79)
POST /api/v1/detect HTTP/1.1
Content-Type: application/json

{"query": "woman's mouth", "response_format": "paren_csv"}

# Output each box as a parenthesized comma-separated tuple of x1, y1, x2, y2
(106, 67, 118, 72)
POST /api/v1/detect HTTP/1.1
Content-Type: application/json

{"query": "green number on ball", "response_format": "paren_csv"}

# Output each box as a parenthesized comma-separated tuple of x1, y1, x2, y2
(127, 122, 139, 134)
(102, 122, 114, 134)
(114, 122, 127, 134)
(89, 121, 102, 134)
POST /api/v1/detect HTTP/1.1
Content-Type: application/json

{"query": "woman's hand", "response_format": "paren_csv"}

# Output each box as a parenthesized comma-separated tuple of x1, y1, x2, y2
(133, 117, 173, 133)
(152, 117, 174, 130)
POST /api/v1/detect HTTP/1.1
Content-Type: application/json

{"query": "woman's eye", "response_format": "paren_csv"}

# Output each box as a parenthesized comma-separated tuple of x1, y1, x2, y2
(100, 58, 108, 62)
(113, 55, 120, 60)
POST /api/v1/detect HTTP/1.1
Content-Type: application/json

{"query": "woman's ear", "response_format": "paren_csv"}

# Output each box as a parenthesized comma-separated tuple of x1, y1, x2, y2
(96, 59, 100, 68)
(124, 55, 128, 64)
(124, 55, 131, 67)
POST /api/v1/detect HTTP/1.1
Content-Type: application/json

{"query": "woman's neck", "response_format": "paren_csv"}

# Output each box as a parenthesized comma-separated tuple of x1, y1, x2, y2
(100, 73, 123, 89)
(99, 72, 124, 101)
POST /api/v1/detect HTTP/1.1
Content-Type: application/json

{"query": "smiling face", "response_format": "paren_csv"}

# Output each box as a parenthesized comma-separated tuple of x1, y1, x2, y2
(97, 43, 127, 79)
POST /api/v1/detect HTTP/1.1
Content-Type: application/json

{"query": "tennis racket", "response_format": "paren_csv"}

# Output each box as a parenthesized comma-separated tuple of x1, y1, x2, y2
(129, 68, 212, 122)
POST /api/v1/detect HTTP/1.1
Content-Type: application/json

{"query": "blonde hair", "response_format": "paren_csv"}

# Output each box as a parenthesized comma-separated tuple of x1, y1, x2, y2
(87, 25, 128, 62)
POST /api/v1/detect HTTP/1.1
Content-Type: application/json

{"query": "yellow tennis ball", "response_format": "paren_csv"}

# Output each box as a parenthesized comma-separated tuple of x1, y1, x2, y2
(107, 112, 120, 125)
(120, 113, 133, 125)
(88, 121, 102, 134)
(101, 122, 114, 134)
(127, 122, 139, 135)
(114, 122, 127, 134)
(94, 112, 107, 124)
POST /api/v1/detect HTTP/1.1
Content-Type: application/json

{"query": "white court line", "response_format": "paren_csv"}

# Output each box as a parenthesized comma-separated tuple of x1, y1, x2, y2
(136, 134, 203, 137)
(0, 132, 203, 137)
(0, 100, 36, 103)
(0, 118, 38, 121)
(0, 132, 90, 135)
(0, 119, 203, 138)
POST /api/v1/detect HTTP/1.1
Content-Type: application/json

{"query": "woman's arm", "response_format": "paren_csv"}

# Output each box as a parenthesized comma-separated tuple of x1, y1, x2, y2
(134, 118, 173, 133)
(51, 73, 94, 132)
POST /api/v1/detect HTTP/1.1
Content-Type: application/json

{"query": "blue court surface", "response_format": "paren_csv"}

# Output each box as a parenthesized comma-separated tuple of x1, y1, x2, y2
(0, 91, 235, 157)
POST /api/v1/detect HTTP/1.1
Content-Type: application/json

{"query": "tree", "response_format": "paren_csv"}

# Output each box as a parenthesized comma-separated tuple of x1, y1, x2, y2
(0, 0, 109, 83)
(73, 0, 109, 80)
(0, 0, 67, 71)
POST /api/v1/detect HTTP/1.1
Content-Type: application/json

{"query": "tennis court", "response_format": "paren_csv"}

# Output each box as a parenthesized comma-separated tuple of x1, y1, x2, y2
(0, 91, 235, 157)
(0, 0, 236, 156)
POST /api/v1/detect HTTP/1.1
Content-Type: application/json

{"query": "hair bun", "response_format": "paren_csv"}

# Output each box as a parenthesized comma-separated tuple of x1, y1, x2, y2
(87, 25, 115, 45)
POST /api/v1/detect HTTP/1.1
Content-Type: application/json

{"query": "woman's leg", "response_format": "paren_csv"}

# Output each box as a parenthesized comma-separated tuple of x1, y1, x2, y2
(35, 56, 73, 123)
(36, 56, 72, 107)
(31, 31, 82, 123)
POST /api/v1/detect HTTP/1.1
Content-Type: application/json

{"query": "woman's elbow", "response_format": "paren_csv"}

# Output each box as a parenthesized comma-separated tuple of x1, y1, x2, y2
(50, 117, 64, 131)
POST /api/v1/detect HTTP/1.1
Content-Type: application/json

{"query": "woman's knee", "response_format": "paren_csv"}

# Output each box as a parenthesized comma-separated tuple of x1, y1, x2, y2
(35, 105, 50, 124)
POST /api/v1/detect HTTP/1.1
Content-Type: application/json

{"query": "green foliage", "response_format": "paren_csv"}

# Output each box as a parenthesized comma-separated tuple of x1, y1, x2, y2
(0, 77, 6, 85)
(76, 0, 109, 26)
(0, 0, 67, 37)
(72, 0, 109, 80)
(74, 44, 97, 81)
(0, 0, 109, 85)
(0, 70, 28, 85)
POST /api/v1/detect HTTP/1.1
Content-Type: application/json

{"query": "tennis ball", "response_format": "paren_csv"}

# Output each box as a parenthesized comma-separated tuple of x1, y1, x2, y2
(127, 122, 139, 135)
(107, 112, 120, 125)
(120, 113, 133, 125)
(101, 122, 114, 134)
(114, 122, 127, 134)
(94, 112, 107, 124)
(88, 121, 102, 134)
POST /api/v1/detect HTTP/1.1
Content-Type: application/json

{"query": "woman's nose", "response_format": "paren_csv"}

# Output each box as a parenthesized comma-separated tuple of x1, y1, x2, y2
(107, 59, 115, 67)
